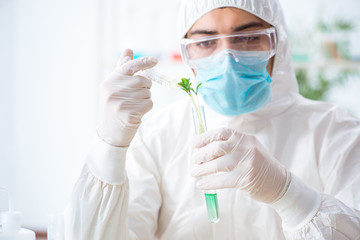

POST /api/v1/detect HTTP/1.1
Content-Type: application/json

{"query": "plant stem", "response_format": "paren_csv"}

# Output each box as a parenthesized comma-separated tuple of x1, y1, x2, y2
(190, 92, 205, 134)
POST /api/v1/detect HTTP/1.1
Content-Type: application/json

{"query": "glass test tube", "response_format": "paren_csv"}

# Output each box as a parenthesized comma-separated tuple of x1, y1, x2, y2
(139, 68, 178, 89)
(192, 104, 220, 223)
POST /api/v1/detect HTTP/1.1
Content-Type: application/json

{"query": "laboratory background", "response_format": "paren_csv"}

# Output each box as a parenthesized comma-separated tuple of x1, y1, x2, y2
(1, 0, 360, 238)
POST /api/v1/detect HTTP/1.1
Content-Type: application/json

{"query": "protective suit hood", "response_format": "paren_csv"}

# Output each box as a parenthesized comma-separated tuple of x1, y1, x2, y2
(177, 0, 299, 118)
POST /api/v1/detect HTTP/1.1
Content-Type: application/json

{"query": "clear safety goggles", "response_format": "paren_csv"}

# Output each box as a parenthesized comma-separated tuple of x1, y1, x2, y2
(180, 27, 277, 69)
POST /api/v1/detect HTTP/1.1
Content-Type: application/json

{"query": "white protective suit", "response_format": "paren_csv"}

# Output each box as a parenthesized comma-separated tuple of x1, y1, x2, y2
(65, 0, 360, 239)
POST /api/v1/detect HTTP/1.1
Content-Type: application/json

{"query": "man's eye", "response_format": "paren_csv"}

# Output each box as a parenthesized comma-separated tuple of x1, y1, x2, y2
(232, 36, 260, 43)
(196, 40, 217, 48)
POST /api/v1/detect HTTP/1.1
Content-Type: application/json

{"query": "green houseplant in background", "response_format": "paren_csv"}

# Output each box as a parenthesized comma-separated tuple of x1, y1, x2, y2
(296, 69, 356, 100)
(294, 18, 359, 101)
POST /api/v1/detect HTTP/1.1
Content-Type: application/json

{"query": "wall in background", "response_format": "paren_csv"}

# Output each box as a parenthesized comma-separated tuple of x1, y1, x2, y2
(0, 0, 16, 213)
(0, 0, 98, 230)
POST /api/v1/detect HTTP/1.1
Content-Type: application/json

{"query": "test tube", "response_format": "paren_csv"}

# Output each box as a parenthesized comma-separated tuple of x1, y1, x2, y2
(192, 105, 220, 223)
(139, 68, 178, 89)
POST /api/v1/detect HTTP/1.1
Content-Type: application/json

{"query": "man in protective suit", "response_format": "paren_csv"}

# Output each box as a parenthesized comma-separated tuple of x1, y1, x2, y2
(65, 0, 360, 239)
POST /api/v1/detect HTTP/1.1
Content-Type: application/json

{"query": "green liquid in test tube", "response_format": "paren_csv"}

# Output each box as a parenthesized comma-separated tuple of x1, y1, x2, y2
(191, 100, 220, 223)
(205, 192, 220, 223)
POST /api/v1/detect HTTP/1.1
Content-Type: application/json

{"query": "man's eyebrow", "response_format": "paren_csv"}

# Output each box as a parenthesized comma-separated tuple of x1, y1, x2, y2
(233, 22, 264, 32)
(188, 22, 265, 37)
(187, 29, 218, 37)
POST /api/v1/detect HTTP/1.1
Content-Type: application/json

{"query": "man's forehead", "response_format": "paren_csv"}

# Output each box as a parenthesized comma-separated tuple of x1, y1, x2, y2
(188, 7, 269, 34)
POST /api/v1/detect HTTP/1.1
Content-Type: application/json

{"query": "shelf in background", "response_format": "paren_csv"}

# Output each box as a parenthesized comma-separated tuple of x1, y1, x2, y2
(293, 60, 360, 70)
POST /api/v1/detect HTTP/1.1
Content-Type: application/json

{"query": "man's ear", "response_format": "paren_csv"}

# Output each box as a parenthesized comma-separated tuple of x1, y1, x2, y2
(267, 56, 275, 77)
(192, 68, 197, 76)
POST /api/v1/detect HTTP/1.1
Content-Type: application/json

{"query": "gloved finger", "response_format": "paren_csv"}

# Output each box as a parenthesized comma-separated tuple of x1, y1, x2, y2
(195, 173, 237, 190)
(108, 100, 151, 124)
(101, 75, 152, 100)
(118, 56, 158, 76)
(192, 127, 234, 149)
(192, 146, 254, 177)
(192, 140, 230, 164)
(116, 49, 134, 67)
(110, 98, 153, 113)
(106, 75, 152, 90)
(191, 155, 238, 177)
(110, 88, 152, 100)
(192, 130, 245, 164)
(125, 100, 153, 123)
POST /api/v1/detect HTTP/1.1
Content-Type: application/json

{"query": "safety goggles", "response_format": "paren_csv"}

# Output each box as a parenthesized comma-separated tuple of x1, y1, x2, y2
(180, 27, 277, 69)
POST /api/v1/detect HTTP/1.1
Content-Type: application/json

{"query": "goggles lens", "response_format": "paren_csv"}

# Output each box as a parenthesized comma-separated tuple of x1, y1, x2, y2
(181, 27, 277, 68)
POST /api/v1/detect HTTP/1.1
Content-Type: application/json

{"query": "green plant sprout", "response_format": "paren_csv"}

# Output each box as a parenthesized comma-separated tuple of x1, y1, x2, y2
(178, 78, 205, 134)
(178, 77, 220, 224)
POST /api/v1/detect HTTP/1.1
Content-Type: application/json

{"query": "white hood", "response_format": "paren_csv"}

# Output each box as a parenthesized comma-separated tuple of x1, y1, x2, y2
(177, 0, 299, 114)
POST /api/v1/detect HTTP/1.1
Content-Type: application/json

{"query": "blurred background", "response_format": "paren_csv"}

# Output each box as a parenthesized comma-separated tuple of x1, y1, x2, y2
(1, 0, 360, 237)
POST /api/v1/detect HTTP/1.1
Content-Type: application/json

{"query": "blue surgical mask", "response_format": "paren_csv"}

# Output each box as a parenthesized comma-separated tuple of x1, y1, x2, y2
(195, 50, 272, 116)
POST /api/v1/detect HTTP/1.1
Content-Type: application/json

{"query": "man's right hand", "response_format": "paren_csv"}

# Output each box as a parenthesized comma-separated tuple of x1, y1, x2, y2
(97, 49, 158, 147)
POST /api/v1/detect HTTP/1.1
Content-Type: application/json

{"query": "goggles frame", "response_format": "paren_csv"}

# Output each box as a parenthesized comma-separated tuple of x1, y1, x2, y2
(180, 27, 277, 68)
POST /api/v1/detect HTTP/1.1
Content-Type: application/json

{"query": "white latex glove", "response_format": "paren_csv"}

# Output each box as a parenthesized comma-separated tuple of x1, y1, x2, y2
(191, 127, 291, 203)
(97, 49, 158, 147)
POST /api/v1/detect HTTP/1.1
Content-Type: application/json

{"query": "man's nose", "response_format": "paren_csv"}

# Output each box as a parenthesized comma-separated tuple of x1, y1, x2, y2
(219, 39, 240, 62)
